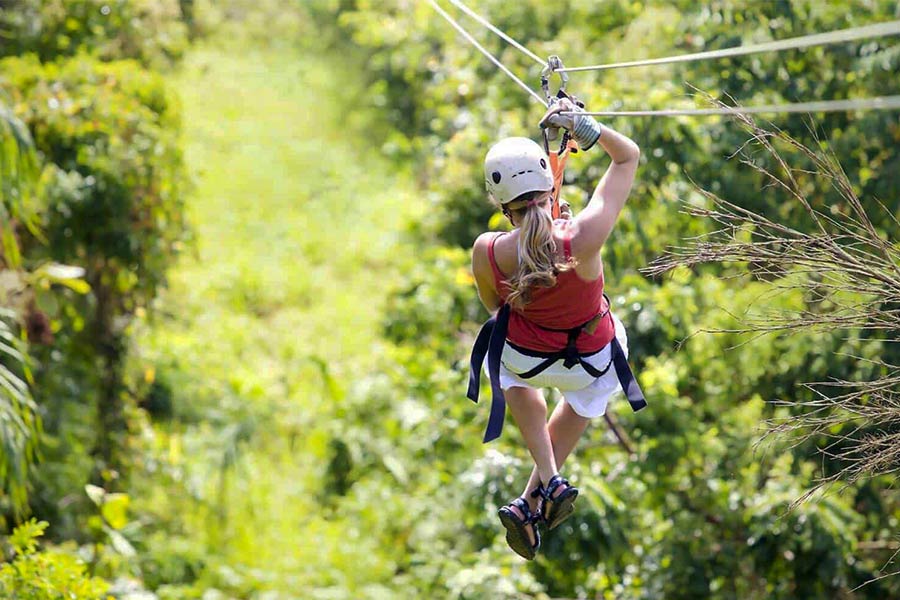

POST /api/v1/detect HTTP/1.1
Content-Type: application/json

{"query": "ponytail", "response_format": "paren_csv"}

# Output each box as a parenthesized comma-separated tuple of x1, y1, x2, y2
(506, 193, 574, 309)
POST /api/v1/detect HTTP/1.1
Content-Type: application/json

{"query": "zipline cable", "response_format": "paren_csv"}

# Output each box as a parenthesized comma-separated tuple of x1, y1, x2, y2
(568, 95, 900, 117)
(428, 2, 900, 118)
(427, 0, 547, 107)
(559, 19, 900, 73)
(446, 0, 546, 67)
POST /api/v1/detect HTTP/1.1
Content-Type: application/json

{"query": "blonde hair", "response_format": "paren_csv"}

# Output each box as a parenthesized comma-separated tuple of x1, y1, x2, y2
(504, 191, 575, 309)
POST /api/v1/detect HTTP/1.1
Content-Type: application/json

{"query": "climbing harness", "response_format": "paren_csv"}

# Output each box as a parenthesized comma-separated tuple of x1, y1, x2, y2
(467, 299, 647, 443)
(467, 221, 646, 444)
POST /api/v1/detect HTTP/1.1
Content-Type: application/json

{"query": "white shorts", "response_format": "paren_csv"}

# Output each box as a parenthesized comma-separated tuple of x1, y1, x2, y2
(497, 314, 629, 419)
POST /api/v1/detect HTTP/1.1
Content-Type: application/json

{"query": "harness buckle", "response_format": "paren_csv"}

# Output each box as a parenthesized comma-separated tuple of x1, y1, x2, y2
(562, 328, 581, 369)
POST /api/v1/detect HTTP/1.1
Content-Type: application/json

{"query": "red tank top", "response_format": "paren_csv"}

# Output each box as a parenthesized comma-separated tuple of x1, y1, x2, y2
(488, 231, 615, 353)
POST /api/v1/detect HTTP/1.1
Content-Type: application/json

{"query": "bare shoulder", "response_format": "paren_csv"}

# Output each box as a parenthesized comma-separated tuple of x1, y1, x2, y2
(472, 231, 496, 261)
(472, 231, 499, 269)
(473, 231, 496, 251)
(560, 215, 602, 260)
(552, 218, 578, 239)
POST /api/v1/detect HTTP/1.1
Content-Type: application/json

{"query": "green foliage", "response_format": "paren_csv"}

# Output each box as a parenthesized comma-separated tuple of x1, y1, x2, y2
(1, 1, 898, 598)
(0, 308, 40, 516)
(0, 105, 42, 516)
(0, 519, 110, 599)
(0, 0, 188, 68)
(383, 246, 481, 358)
(0, 104, 41, 269)
(0, 51, 188, 477)
(0, 53, 188, 310)
(310, 1, 900, 597)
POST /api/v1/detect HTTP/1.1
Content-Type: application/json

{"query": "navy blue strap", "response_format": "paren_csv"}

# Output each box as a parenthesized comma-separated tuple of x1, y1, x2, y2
(515, 356, 561, 379)
(578, 355, 613, 379)
(484, 304, 511, 442)
(467, 315, 495, 403)
(466, 305, 511, 443)
(611, 337, 647, 412)
(515, 353, 612, 380)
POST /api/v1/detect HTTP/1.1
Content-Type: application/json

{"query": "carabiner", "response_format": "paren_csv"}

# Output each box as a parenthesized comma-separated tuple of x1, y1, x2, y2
(541, 56, 568, 155)
(540, 55, 569, 105)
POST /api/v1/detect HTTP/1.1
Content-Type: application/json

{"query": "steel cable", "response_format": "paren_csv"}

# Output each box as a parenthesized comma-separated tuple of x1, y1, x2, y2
(447, 0, 546, 67)
(428, 3, 900, 118)
(567, 95, 900, 117)
(559, 20, 900, 73)
(428, 0, 547, 106)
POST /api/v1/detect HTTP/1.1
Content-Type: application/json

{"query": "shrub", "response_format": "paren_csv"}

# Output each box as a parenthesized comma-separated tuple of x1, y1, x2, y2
(0, 54, 187, 306)
(0, 0, 188, 68)
(0, 519, 111, 599)
(0, 52, 187, 477)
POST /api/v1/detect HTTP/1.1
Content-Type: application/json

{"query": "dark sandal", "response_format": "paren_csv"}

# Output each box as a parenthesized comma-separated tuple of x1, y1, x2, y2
(532, 474, 578, 530)
(498, 497, 541, 560)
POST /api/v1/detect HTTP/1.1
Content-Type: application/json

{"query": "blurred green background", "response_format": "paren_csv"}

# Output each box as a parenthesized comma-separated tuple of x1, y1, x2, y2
(0, 1, 899, 598)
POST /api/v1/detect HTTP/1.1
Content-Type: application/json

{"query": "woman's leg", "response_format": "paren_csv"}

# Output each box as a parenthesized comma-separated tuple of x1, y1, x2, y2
(502, 386, 556, 545)
(521, 400, 590, 513)
(504, 386, 558, 485)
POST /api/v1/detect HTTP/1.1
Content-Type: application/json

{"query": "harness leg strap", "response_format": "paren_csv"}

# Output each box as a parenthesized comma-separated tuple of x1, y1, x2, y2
(467, 315, 496, 403)
(483, 305, 511, 442)
(611, 337, 647, 412)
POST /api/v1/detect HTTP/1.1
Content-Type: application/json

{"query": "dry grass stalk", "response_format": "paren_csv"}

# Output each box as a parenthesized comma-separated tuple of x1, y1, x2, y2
(644, 107, 900, 505)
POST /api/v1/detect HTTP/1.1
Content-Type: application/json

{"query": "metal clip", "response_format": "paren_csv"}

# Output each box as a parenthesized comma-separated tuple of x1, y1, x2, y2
(540, 55, 569, 105)
(540, 56, 576, 156)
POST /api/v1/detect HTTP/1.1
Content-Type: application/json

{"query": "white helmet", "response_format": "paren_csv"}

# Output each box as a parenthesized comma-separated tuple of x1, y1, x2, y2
(484, 137, 553, 205)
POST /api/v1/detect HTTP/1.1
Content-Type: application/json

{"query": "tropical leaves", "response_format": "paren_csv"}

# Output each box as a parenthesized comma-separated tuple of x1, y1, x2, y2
(0, 104, 41, 514)
(0, 307, 39, 515)
(0, 102, 40, 269)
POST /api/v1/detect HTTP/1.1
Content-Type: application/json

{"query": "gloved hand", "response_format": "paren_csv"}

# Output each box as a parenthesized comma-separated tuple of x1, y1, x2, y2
(540, 97, 561, 142)
(539, 97, 602, 151)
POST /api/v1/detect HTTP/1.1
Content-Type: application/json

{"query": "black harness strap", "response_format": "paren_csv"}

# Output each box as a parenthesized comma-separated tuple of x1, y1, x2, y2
(514, 325, 613, 380)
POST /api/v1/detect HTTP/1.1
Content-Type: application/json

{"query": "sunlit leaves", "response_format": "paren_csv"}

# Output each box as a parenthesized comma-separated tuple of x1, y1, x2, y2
(0, 519, 110, 599)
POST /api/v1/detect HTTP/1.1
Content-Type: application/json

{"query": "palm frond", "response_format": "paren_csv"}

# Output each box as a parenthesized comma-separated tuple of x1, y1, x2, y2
(0, 311, 39, 515)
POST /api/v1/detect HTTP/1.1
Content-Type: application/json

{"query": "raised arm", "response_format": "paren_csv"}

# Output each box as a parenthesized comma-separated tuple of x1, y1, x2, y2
(540, 100, 640, 260)
(569, 124, 640, 259)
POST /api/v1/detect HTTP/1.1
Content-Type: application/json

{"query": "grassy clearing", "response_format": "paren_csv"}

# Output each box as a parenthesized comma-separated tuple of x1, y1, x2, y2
(132, 31, 422, 596)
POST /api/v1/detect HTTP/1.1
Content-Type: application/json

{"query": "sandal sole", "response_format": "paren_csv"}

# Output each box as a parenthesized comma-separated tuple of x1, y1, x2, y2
(545, 487, 578, 530)
(498, 508, 538, 560)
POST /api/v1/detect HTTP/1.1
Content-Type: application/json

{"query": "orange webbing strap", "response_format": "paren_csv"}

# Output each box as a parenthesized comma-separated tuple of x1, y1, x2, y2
(549, 138, 579, 219)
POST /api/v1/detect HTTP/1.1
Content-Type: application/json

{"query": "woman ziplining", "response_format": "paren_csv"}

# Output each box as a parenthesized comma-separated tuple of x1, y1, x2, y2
(432, 0, 900, 564)
(467, 97, 647, 560)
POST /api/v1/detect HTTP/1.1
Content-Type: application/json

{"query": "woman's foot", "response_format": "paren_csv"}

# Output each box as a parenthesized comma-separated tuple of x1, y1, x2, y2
(498, 497, 541, 560)
(532, 474, 578, 530)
